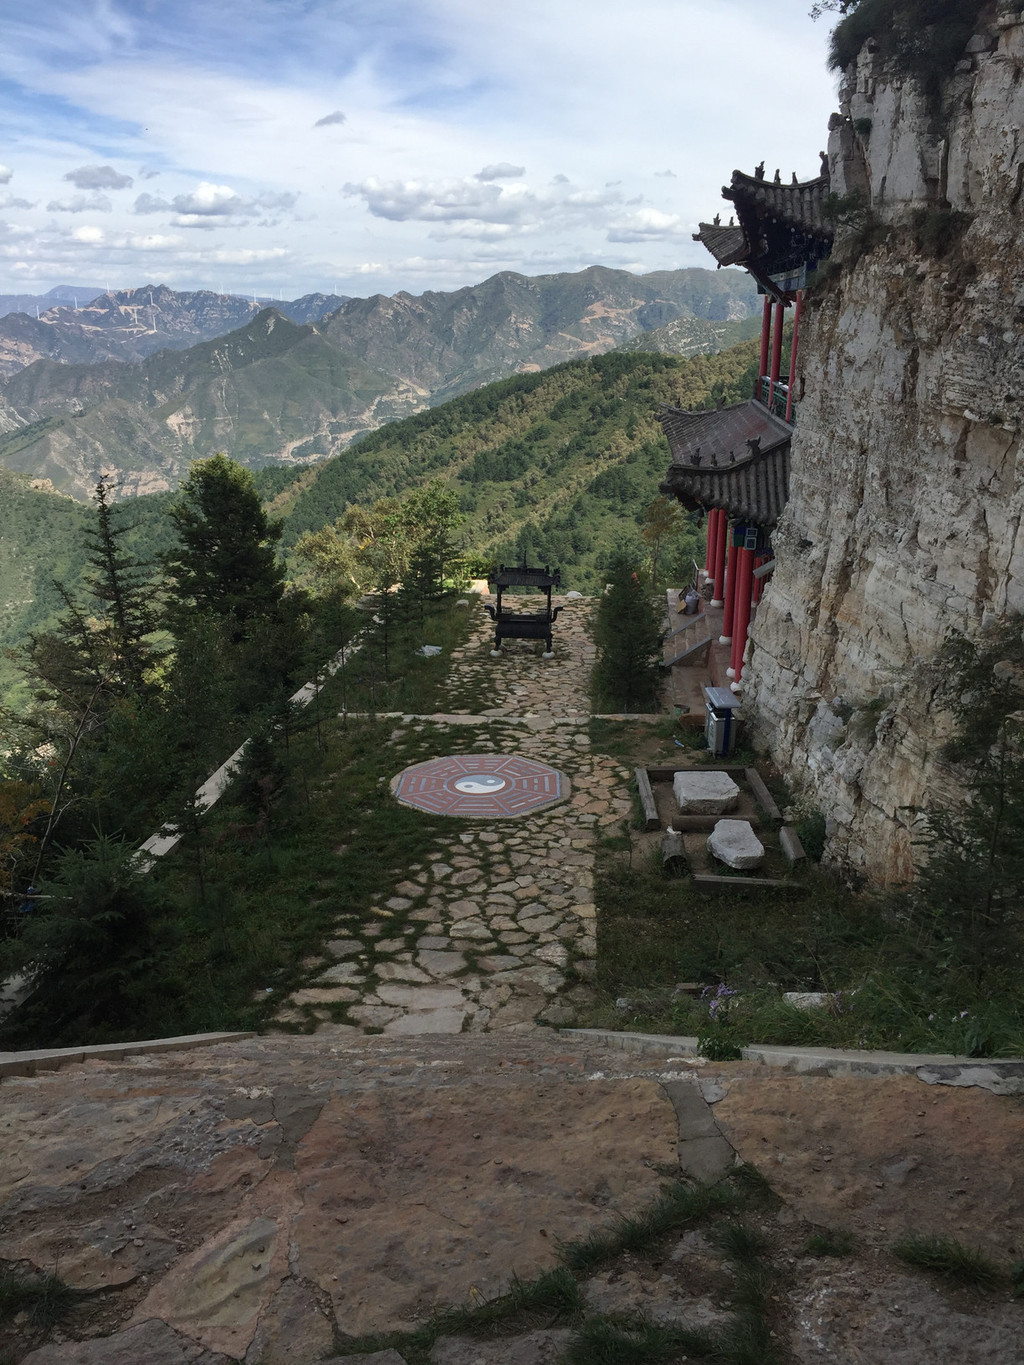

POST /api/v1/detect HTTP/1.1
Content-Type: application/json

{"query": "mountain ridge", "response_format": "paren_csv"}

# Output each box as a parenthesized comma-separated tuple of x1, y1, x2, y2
(0, 266, 758, 501)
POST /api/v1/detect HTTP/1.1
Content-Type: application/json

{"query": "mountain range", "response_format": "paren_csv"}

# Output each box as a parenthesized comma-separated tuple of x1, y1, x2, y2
(0, 266, 757, 501)
(0, 284, 351, 378)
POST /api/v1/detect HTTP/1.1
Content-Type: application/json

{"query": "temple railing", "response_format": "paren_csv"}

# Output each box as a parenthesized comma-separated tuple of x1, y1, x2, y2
(758, 376, 795, 424)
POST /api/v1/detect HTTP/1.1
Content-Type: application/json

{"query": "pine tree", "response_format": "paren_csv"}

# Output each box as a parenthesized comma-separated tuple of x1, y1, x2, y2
(163, 454, 286, 642)
(590, 552, 664, 712)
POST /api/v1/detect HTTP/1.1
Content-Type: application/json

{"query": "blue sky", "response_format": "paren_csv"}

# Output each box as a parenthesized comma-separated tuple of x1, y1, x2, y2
(0, 0, 840, 298)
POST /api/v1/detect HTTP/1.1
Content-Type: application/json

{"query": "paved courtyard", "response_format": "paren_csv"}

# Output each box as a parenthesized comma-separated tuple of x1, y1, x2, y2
(273, 598, 634, 1036)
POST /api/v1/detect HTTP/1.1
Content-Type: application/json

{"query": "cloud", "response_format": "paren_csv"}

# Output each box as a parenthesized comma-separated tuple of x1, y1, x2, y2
(315, 110, 347, 127)
(0, 192, 34, 210)
(71, 225, 106, 244)
(343, 174, 621, 242)
(64, 164, 134, 190)
(133, 182, 298, 220)
(0, 165, 12, 185)
(474, 162, 524, 181)
(551, 174, 569, 185)
(606, 207, 684, 243)
(125, 233, 184, 250)
(47, 192, 113, 213)
(654, 169, 676, 178)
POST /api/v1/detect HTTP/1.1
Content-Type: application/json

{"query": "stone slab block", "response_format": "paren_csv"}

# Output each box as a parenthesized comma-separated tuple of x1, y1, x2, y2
(673, 771, 739, 814)
(707, 820, 765, 870)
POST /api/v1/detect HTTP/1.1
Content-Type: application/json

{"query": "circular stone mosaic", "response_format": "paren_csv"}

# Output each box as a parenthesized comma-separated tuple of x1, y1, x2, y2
(391, 754, 569, 818)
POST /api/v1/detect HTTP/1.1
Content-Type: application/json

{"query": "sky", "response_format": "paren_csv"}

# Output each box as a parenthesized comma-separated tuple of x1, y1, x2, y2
(0, 0, 840, 301)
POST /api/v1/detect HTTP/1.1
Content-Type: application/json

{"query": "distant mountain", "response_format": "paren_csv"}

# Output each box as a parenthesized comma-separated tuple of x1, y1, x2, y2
(620, 312, 762, 356)
(0, 284, 351, 378)
(0, 266, 758, 500)
(0, 286, 106, 318)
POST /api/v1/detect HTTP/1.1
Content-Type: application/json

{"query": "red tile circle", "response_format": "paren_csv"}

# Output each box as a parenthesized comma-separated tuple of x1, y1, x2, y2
(391, 753, 569, 818)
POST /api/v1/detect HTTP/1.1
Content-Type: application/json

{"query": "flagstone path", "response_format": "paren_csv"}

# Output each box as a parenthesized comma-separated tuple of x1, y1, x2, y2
(273, 598, 634, 1037)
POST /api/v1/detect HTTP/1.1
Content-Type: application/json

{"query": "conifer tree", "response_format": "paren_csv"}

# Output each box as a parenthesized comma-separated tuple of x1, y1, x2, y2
(590, 552, 664, 712)
(163, 454, 286, 642)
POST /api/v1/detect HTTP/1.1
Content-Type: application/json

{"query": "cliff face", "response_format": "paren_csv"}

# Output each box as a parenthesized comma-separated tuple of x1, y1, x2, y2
(746, 9, 1024, 881)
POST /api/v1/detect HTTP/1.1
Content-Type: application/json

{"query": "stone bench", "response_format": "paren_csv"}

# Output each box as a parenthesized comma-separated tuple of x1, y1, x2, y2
(707, 819, 765, 870)
(673, 771, 739, 815)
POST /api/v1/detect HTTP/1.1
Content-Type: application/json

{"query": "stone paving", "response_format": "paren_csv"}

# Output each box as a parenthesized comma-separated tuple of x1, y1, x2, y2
(274, 598, 633, 1036)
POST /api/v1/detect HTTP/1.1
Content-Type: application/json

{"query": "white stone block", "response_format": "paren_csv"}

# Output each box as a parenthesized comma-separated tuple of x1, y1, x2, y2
(673, 771, 740, 814)
(707, 820, 765, 870)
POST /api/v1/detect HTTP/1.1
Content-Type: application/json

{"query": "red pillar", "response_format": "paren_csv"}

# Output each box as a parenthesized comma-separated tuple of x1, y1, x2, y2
(719, 524, 736, 644)
(768, 299, 785, 407)
(752, 554, 765, 605)
(711, 509, 727, 607)
(785, 290, 803, 424)
(756, 294, 772, 399)
(729, 546, 755, 685)
(703, 507, 715, 577)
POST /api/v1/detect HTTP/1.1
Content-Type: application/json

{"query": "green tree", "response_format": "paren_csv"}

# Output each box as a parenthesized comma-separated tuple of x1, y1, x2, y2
(164, 454, 286, 642)
(641, 495, 686, 592)
(590, 553, 664, 712)
(82, 479, 162, 693)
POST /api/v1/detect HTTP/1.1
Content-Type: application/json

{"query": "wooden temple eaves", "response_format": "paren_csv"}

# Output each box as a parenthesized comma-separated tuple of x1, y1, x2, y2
(694, 163, 834, 301)
(657, 399, 791, 529)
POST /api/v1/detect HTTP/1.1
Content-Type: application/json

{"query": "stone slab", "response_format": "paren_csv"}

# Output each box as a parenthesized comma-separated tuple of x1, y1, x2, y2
(673, 771, 739, 814)
(707, 819, 765, 870)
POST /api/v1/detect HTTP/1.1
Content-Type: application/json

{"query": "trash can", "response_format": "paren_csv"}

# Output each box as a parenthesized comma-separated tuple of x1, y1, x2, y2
(703, 686, 742, 757)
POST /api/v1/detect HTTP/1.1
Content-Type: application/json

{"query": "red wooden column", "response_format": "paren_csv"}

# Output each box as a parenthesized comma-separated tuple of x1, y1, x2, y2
(768, 299, 785, 407)
(710, 509, 728, 608)
(719, 523, 736, 644)
(752, 554, 766, 605)
(728, 544, 756, 685)
(756, 294, 772, 398)
(785, 291, 803, 423)
(703, 507, 716, 577)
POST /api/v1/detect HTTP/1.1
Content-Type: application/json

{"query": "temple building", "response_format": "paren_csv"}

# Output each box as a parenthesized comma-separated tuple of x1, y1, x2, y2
(659, 162, 833, 690)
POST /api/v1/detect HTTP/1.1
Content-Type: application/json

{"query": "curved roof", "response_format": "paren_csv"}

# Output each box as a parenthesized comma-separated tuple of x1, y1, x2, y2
(657, 399, 792, 528)
(693, 163, 833, 299)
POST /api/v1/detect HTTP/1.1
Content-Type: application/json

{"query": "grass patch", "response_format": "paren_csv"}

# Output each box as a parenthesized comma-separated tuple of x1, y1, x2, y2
(582, 832, 1024, 1057)
(893, 1235, 1003, 1290)
(0, 1267, 78, 1332)
(712, 1221, 769, 1266)
(560, 1179, 741, 1275)
(801, 1228, 855, 1258)
(561, 1315, 723, 1364)
(332, 1266, 583, 1362)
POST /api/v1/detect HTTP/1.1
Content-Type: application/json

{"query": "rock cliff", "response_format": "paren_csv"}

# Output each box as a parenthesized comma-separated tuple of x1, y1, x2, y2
(745, 6, 1024, 881)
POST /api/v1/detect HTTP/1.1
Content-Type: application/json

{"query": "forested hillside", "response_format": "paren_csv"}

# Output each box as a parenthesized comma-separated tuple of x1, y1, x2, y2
(281, 342, 760, 586)
(0, 339, 760, 703)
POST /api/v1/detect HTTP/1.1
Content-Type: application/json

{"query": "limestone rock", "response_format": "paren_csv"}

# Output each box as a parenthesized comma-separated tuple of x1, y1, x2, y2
(429, 1330, 573, 1363)
(744, 12, 1024, 881)
(707, 820, 764, 870)
(673, 771, 739, 814)
(21, 1319, 232, 1364)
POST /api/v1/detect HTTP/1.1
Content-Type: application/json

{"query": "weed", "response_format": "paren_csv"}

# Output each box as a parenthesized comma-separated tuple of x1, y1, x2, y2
(713, 1221, 769, 1266)
(697, 1027, 743, 1062)
(727, 1264, 776, 1316)
(335, 1264, 582, 1362)
(560, 1179, 740, 1275)
(893, 1234, 1002, 1290)
(561, 1315, 721, 1364)
(729, 1163, 781, 1206)
(0, 1268, 77, 1331)
(801, 1228, 855, 1257)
